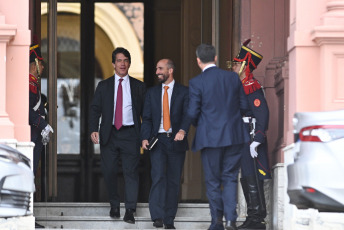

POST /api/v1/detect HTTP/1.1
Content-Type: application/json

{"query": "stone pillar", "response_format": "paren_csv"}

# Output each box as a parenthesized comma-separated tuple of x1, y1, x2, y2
(311, 0, 344, 110)
(0, 13, 16, 139)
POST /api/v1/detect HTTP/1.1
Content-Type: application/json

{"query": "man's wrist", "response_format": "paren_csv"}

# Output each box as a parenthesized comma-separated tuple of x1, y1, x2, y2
(179, 129, 186, 135)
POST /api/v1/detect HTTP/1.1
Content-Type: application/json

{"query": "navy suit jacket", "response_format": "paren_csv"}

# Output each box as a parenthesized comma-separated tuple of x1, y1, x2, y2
(89, 75, 146, 145)
(188, 66, 250, 152)
(141, 82, 191, 152)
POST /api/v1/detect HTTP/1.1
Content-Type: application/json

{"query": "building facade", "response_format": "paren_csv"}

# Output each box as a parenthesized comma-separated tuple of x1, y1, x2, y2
(1, 0, 344, 229)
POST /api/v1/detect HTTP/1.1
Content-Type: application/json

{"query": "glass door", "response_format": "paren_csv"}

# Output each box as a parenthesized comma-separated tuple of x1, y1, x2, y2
(40, 1, 150, 202)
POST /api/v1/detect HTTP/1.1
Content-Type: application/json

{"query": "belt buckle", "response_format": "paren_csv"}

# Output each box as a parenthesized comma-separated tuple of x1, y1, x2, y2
(166, 133, 172, 138)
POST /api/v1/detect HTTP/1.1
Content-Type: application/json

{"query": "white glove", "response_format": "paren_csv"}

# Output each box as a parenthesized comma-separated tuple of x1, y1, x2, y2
(249, 141, 260, 158)
(46, 124, 54, 133)
(41, 124, 54, 145)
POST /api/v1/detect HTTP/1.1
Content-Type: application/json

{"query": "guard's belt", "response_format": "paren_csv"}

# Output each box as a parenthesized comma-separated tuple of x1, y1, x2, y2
(242, 117, 256, 123)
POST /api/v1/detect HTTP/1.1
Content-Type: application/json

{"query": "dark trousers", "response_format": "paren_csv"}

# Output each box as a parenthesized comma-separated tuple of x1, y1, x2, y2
(149, 134, 186, 225)
(32, 131, 43, 175)
(240, 141, 270, 180)
(100, 126, 140, 209)
(201, 144, 243, 225)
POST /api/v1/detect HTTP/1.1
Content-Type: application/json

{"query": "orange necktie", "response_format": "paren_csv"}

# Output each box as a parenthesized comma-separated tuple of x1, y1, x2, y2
(163, 86, 171, 131)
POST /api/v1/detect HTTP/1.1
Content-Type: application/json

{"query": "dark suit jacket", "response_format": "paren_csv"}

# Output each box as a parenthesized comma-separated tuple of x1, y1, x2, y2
(188, 66, 250, 152)
(141, 82, 191, 152)
(89, 75, 146, 145)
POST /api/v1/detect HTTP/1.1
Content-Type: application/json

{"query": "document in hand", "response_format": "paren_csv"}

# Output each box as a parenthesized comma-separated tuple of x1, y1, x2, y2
(147, 136, 158, 150)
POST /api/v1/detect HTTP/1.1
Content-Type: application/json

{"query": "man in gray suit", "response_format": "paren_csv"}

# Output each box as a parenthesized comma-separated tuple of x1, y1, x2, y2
(89, 47, 146, 224)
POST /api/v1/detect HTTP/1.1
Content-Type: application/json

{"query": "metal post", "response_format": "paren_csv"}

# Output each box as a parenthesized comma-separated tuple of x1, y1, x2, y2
(47, 0, 57, 200)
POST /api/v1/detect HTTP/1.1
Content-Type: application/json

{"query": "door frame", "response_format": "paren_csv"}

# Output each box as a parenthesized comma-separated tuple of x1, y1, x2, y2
(42, 0, 154, 202)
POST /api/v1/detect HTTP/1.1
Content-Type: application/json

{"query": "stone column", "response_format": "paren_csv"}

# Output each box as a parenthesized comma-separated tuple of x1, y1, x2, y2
(0, 13, 16, 139)
(311, 0, 344, 110)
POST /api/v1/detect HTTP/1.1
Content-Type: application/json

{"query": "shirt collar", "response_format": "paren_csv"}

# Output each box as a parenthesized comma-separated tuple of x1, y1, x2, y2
(162, 79, 175, 89)
(115, 74, 129, 83)
(202, 64, 216, 72)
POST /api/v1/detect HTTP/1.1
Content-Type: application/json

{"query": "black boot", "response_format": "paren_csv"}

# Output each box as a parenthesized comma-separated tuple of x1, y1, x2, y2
(238, 176, 266, 229)
(238, 178, 251, 229)
(212, 211, 224, 230)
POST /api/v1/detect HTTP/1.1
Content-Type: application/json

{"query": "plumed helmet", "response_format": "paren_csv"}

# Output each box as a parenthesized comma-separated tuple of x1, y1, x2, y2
(30, 44, 43, 63)
(233, 39, 263, 73)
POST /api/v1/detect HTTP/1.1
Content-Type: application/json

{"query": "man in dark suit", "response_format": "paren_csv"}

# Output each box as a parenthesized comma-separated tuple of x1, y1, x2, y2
(188, 44, 250, 230)
(141, 59, 190, 229)
(89, 47, 146, 224)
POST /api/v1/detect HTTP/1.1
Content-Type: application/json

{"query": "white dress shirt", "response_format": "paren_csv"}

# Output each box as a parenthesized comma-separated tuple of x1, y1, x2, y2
(159, 80, 175, 133)
(203, 63, 216, 72)
(113, 74, 134, 126)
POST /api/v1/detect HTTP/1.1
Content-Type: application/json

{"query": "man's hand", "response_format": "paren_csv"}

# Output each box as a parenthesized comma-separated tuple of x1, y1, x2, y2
(142, 140, 149, 150)
(174, 129, 186, 141)
(250, 141, 260, 158)
(91, 132, 99, 144)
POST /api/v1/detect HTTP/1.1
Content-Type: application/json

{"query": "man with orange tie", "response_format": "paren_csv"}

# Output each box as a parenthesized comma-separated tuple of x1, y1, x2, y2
(141, 59, 191, 229)
(89, 47, 146, 224)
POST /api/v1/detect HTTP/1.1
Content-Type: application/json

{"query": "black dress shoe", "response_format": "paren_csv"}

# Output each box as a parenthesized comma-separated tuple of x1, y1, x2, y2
(123, 208, 135, 224)
(237, 219, 266, 229)
(110, 207, 120, 218)
(35, 222, 45, 228)
(164, 224, 176, 229)
(225, 221, 237, 230)
(153, 218, 164, 228)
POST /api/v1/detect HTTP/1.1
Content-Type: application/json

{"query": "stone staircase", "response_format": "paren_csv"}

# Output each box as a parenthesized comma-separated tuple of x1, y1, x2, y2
(34, 202, 245, 229)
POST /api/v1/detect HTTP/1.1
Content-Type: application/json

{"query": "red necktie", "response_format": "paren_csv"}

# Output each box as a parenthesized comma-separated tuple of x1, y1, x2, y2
(115, 78, 123, 130)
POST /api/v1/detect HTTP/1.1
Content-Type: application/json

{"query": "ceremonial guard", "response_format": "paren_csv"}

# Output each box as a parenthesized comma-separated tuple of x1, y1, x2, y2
(230, 39, 271, 230)
(29, 44, 53, 175)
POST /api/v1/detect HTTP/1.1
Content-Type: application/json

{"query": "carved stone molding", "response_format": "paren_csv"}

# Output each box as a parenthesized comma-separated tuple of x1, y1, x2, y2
(0, 13, 16, 42)
(265, 56, 289, 164)
(0, 13, 17, 139)
(312, 0, 344, 45)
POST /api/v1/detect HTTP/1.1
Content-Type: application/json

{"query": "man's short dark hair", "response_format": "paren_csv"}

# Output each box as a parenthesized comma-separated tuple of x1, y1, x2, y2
(196, 44, 216, 63)
(166, 59, 175, 72)
(112, 47, 131, 64)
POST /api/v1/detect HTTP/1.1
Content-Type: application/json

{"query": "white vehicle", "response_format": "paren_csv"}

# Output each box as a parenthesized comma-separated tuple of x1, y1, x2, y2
(0, 144, 35, 217)
(287, 109, 344, 212)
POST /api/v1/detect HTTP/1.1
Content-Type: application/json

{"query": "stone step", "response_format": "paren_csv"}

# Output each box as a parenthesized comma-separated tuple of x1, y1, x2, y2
(34, 203, 245, 229)
(35, 216, 211, 229)
(34, 202, 211, 218)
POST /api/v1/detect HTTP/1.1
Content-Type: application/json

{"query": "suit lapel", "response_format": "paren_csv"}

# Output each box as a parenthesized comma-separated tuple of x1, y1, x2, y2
(171, 82, 179, 108)
(155, 85, 162, 114)
(110, 76, 115, 113)
(129, 76, 137, 107)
